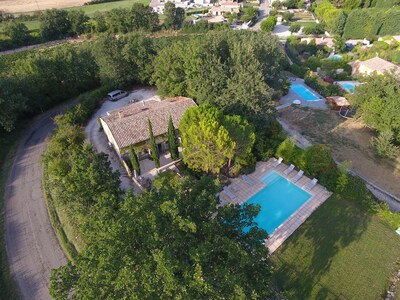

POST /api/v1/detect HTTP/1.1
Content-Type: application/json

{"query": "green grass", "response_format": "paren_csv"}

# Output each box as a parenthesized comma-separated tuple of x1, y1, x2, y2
(293, 21, 317, 28)
(271, 195, 400, 299)
(0, 126, 27, 300)
(42, 169, 78, 262)
(14, 0, 151, 17)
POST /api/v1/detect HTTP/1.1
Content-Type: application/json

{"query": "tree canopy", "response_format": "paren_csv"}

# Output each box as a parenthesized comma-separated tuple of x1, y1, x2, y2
(179, 105, 255, 174)
(50, 172, 272, 299)
(348, 71, 400, 144)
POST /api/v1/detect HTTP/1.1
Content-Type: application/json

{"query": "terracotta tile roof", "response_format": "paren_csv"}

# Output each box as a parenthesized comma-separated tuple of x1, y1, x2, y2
(327, 96, 349, 107)
(359, 57, 400, 75)
(101, 97, 196, 150)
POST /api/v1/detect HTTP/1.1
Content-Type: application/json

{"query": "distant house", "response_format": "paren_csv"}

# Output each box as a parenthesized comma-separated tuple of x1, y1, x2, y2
(345, 39, 370, 50)
(300, 37, 334, 49)
(210, 5, 239, 16)
(210, 1, 240, 16)
(100, 97, 196, 158)
(349, 57, 400, 78)
(149, 0, 189, 14)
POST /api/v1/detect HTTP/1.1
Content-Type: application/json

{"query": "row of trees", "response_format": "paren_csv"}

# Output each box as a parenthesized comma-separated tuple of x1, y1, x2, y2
(152, 31, 285, 116)
(314, 0, 400, 38)
(1, 30, 286, 172)
(1, 3, 188, 51)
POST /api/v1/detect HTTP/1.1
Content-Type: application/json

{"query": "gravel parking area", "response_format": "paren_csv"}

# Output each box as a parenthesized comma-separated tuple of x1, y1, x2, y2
(84, 87, 160, 192)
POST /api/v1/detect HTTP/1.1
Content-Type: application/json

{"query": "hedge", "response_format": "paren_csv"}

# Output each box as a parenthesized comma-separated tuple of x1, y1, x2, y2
(343, 8, 400, 38)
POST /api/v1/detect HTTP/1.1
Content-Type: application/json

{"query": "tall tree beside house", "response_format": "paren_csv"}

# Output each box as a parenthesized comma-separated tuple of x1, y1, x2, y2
(179, 105, 235, 174)
(167, 115, 179, 160)
(129, 145, 140, 176)
(148, 119, 160, 168)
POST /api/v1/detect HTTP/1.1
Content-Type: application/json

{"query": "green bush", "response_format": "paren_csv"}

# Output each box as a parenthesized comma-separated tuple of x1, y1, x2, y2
(275, 137, 306, 169)
(289, 23, 301, 33)
(288, 64, 308, 78)
(370, 131, 399, 159)
(304, 71, 343, 97)
(303, 23, 325, 35)
(304, 144, 335, 177)
(260, 15, 277, 31)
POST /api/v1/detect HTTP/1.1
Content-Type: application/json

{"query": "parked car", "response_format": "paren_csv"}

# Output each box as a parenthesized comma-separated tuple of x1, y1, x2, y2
(106, 90, 129, 101)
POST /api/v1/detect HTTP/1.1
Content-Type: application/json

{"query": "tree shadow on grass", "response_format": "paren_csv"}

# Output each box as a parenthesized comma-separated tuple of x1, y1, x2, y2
(273, 195, 371, 299)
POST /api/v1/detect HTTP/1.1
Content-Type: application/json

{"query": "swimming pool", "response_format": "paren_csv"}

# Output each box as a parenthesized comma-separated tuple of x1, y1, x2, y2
(245, 171, 311, 234)
(290, 84, 320, 101)
(337, 82, 356, 93)
(330, 54, 342, 61)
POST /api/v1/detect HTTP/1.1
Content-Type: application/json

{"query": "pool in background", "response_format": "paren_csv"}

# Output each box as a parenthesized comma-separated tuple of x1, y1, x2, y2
(337, 81, 360, 93)
(290, 84, 321, 101)
(330, 54, 342, 61)
(245, 171, 311, 234)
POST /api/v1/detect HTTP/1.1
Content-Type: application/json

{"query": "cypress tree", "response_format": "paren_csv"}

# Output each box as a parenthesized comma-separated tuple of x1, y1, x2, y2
(129, 145, 140, 177)
(167, 115, 179, 160)
(148, 119, 160, 168)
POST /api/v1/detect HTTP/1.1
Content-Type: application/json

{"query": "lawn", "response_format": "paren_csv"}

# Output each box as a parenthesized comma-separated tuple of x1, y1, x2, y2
(271, 195, 400, 299)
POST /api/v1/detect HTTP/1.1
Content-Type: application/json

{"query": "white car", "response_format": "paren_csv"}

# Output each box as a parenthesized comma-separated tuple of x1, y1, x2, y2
(106, 90, 129, 101)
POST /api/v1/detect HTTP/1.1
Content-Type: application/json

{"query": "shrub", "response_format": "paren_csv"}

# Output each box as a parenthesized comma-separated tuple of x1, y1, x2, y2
(289, 23, 301, 33)
(260, 15, 277, 32)
(282, 12, 294, 22)
(288, 64, 308, 78)
(370, 131, 399, 159)
(304, 144, 335, 177)
(276, 137, 306, 168)
(303, 23, 325, 35)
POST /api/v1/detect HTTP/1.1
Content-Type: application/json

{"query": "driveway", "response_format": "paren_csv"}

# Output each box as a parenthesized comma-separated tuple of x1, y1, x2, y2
(251, 0, 270, 30)
(84, 87, 159, 192)
(4, 104, 73, 300)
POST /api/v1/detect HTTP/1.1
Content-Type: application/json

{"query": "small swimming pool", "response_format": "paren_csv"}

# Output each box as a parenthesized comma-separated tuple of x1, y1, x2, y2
(330, 54, 342, 61)
(337, 82, 356, 93)
(290, 84, 320, 101)
(245, 171, 311, 234)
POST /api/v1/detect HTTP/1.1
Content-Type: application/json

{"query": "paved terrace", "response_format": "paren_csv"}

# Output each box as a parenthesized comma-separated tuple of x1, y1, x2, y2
(220, 158, 332, 254)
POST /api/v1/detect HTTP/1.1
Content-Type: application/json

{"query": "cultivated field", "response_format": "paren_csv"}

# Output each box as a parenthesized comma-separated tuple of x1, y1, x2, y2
(0, 0, 150, 14)
(0, 0, 88, 13)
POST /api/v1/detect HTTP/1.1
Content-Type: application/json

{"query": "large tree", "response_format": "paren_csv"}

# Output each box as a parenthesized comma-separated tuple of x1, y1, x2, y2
(129, 145, 141, 176)
(179, 105, 235, 174)
(348, 71, 400, 143)
(39, 9, 71, 40)
(3, 20, 30, 46)
(163, 2, 185, 30)
(50, 173, 272, 299)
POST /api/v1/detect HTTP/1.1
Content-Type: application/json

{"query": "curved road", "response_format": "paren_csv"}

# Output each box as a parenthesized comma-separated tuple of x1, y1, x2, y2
(4, 106, 71, 299)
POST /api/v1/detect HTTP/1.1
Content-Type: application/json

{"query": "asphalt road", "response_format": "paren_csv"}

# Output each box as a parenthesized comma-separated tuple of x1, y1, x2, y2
(252, 0, 270, 30)
(4, 106, 71, 299)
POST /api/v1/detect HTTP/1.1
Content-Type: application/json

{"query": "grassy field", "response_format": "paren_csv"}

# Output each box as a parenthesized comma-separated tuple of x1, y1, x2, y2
(18, 0, 150, 17)
(0, 126, 27, 300)
(0, 0, 150, 33)
(272, 195, 400, 299)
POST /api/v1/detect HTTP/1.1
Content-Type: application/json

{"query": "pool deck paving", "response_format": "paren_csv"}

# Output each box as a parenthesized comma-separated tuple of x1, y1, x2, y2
(220, 158, 332, 254)
(279, 77, 328, 110)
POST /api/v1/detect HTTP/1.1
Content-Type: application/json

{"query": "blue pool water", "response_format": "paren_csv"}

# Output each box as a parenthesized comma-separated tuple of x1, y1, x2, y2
(290, 84, 320, 101)
(330, 55, 342, 61)
(246, 171, 311, 234)
(338, 82, 355, 93)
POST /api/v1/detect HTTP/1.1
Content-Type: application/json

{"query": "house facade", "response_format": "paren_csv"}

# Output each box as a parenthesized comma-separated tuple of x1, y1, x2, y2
(100, 97, 196, 160)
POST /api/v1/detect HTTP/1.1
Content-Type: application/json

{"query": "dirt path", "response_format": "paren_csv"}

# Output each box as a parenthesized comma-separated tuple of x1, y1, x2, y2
(278, 107, 400, 199)
(4, 104, 74, 299)
(0, 38, 83, 57)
